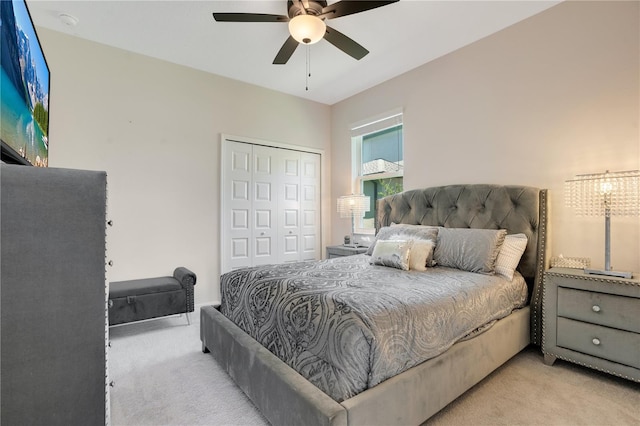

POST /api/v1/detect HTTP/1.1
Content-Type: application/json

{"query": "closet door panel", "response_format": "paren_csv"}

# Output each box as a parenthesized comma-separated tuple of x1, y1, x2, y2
(278, 149, 302, 263)
(224, 141, 253, 271)
(300, 152, 321, 261)
(252, 145, 278, 266)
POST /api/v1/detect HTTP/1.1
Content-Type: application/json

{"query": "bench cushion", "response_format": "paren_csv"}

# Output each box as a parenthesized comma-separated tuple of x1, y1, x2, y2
(109, 277, 181, 299)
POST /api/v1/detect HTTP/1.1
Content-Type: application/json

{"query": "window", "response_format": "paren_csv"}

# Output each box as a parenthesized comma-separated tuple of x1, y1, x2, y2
(351, 110, 403, 233)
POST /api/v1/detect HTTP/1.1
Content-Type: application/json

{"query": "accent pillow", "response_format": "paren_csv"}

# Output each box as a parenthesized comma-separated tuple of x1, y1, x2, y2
(494, 233, 528, 280)
(370, 240, 413, 271)
(366, 225, 439, 256)
(408, 239, 435, 271)
(433, 228, 507, 274)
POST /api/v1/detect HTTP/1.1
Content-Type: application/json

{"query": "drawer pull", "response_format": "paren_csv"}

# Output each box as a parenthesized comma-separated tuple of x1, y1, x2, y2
(592, 305, 601, 312)
(592, 338, 601, 346)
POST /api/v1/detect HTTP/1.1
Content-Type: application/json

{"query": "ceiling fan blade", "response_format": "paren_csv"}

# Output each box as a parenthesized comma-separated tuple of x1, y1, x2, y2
(292, 0, 308, 14)
(273, 36, 299, 64)
(323, 26, 369, 60)
(212, 13, 288, 23)
(321, 1, 399, 20)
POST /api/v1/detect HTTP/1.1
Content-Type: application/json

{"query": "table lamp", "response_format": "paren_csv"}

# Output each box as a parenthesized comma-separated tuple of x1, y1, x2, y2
(565, 170, 639, 278)
(337, 194, 370, 247)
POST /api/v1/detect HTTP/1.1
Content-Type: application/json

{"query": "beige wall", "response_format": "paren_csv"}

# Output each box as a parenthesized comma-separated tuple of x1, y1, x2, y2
(35, 0, 639, 305)
(331, 1, 640, 273)
(39, 29, 332, 304)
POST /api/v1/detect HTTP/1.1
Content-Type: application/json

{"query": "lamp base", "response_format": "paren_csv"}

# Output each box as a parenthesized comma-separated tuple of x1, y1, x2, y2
(584, 268, 633, 279)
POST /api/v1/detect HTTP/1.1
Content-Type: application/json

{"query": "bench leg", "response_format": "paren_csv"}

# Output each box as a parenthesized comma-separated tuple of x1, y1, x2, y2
(185, 312, 191, 326)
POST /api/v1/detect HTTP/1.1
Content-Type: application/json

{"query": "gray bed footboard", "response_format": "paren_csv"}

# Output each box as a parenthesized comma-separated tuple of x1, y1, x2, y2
(201, 305, 530, 426)
(342, 307, 530, 425)
(200, 306, 348, 426)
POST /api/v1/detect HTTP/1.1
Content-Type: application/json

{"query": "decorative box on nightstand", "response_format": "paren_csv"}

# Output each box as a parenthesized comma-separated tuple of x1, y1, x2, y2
(542, 267, 640, 382)
(326, 245, 368, 259)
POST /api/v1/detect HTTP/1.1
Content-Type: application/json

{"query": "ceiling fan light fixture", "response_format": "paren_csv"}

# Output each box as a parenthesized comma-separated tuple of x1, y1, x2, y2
(288, 15, 326, 45)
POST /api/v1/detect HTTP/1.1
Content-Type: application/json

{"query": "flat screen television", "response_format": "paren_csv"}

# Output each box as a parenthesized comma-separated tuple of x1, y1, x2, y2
(1, 0, 50, 166)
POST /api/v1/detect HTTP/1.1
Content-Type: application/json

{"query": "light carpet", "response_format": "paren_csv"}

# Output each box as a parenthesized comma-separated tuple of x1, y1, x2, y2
(109, 307, 639, 426)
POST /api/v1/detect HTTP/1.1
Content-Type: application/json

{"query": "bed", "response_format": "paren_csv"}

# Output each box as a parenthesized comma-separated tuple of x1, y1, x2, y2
(201, 184, 548, 425)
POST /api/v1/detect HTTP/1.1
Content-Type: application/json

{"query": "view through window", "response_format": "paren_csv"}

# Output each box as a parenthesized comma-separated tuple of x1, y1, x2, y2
(352, 112, 403, 232)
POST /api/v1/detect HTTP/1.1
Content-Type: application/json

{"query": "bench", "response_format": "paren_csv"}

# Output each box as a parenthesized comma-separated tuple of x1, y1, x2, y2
(108, 267, 196, 326)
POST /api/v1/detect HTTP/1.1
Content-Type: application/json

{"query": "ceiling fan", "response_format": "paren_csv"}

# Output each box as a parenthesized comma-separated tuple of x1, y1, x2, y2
(213, 1, 399, 65)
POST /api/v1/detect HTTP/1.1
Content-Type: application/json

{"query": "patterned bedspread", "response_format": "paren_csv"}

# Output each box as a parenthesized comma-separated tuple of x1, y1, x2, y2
(220, 254, 527, 402)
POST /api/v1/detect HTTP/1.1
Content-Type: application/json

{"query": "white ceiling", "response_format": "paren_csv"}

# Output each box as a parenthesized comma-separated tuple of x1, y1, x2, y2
(28, 0, 561, 105)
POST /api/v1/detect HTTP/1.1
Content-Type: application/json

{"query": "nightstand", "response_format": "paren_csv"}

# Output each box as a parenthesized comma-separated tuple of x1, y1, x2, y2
(326, 245, 368, 259)
(542, 267, 640, 382)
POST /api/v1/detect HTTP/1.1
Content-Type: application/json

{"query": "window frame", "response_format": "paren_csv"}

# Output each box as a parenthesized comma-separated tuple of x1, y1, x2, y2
(350, 110, 404, 235)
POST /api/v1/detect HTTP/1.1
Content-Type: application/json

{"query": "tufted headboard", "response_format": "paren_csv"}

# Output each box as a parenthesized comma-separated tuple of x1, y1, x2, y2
(376, 184, 548, 345)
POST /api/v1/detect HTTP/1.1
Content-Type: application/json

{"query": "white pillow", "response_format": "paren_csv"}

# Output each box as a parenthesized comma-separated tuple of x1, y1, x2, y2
(494, 233, 528, 280)
(408, 239, 435, 271)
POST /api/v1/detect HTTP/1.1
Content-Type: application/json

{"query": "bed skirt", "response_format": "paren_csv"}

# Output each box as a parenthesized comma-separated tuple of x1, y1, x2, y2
(200, 305, 530, 426)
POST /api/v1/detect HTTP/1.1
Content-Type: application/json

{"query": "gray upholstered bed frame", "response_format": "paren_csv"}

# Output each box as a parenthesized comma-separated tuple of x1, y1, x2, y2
(201, 184, 548, 425)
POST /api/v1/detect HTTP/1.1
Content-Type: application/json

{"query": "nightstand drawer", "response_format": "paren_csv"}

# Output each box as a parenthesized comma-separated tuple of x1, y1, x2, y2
(558, 287, 640, 333)
(557, 317, 640, 369)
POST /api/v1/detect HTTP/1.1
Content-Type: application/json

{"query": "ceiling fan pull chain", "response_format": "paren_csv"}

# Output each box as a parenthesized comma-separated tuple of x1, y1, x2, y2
(306, 45, 310, 91)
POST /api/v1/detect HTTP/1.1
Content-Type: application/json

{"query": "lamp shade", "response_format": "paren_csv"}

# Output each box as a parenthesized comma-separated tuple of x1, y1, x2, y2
(565, 170, 640, 216)
(288, 15, 326, 45)
(337, 194, 370, 219)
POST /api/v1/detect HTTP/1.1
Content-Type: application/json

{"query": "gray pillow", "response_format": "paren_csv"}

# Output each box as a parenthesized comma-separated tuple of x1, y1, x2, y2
(366, 225, 439, 255)
(433, 228, 507, 274)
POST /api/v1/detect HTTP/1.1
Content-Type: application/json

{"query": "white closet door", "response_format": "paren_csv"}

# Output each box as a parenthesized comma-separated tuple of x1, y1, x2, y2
(300, 152, 321, 261)
(278, 149, 301, 263)
(252, 145, 278, 266)
(222, 138, 321, 274)
(224, 141, 253, 271)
